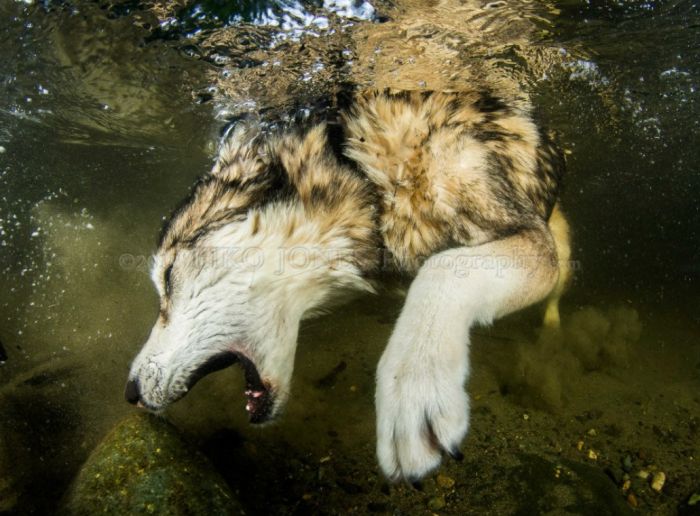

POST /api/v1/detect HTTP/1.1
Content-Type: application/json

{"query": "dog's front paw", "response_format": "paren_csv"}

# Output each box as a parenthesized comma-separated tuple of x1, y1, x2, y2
(375, 349, 469, 482)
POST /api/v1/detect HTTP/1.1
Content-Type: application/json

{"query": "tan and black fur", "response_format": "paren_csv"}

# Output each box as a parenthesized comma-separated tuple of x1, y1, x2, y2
(345, 89, 564, 271)
(160, 89, 565, 277)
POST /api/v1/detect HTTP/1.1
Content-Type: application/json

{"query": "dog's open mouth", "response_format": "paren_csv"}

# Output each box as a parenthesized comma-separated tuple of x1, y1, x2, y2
(187, 351, 274, 424)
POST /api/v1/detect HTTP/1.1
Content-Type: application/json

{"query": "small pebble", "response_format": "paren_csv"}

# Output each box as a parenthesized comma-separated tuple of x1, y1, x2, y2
(522, 413, 529, 421)
(576, 440, 584, 451)
(587, 428, 597, 437)
(0, 146, 5, 153)
(637, 469, 650, 480)
(436, 474, 455, 489)
(650, 471, 666, 492)
(627, 493, 638, 508)
(587, 449, 598, 461)
(621, 479, 631, 492)
(427, 495, 446, 511)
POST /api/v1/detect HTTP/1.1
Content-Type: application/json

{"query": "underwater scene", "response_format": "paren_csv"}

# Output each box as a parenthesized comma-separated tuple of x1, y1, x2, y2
(0, 0, 698, 514)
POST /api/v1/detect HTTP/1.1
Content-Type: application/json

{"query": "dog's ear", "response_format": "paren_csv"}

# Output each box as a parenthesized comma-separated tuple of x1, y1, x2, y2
(211, 121, 267, 181)
(294, 124, 329, 163)
(271, 124, 335, 183)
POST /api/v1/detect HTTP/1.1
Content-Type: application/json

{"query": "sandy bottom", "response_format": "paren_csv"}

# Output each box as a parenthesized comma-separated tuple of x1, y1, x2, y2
(1, 280, 698, 514)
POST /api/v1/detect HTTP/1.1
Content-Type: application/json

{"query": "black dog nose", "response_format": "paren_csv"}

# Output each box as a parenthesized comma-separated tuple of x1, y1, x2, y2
(124, 379, 141, 405)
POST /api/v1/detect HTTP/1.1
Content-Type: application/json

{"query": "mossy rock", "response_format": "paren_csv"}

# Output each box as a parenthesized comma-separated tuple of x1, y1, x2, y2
(60, 413, 241, 515)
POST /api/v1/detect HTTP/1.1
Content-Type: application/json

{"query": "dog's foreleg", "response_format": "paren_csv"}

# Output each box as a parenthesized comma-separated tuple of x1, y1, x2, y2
(375, 227, 560, 481)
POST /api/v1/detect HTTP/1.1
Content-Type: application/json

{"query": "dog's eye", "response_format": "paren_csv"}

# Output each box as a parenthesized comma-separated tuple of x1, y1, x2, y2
(163, 264, 174, 297)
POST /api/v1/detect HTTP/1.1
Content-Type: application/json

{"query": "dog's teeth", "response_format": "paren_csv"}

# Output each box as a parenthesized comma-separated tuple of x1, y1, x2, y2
(246, 402, 253, 412)
(245, 390, 253, 395)
(252, 391, 264, 398)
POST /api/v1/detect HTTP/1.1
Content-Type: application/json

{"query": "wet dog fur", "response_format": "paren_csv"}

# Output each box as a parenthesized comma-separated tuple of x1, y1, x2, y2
(126, 89, 571, 481)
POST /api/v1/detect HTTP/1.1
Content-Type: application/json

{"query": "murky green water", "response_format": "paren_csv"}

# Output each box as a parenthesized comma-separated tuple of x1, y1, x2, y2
(0, 0, 698, 514)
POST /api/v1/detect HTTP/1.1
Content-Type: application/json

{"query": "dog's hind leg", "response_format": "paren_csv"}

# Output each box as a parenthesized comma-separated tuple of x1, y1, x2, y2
(543, 203, 572, 329)
(375, 226, 560, 482)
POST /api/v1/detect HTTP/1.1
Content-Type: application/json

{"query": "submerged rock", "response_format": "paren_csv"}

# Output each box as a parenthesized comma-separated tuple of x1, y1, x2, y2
(60, 413, 241, 515)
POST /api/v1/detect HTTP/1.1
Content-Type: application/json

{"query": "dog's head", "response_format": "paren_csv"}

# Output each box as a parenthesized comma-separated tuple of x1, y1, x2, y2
(125, 124, 377, 423)
(126, 230, 299, 423)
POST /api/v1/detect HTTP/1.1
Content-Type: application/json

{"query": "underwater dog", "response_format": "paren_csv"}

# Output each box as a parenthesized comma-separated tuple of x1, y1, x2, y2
(125, 89, 571, 482)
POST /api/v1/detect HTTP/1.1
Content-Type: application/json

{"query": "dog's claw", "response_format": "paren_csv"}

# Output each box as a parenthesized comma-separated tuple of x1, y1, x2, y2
(448, 449, 464, 461)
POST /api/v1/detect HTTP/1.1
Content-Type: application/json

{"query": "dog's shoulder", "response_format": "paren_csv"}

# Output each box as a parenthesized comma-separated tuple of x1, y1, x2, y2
(341, 88, 564, 271)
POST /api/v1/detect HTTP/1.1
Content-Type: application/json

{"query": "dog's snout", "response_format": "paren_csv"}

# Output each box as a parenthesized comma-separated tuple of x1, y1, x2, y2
(124, 379, 141, 405)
